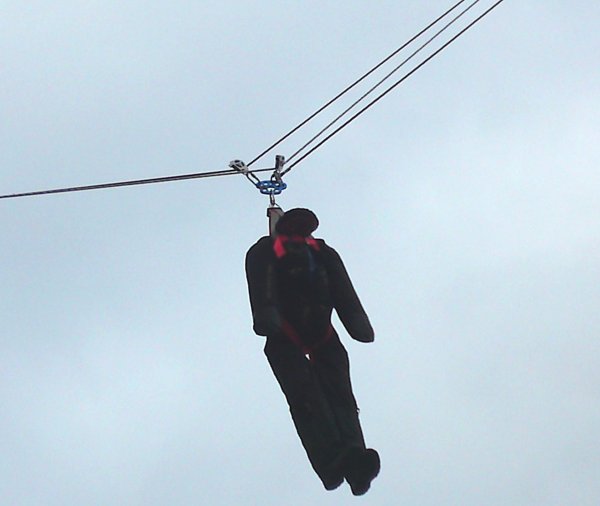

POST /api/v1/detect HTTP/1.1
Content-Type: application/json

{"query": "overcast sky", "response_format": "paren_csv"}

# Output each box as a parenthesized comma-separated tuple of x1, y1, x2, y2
(2, 1, 599, 505)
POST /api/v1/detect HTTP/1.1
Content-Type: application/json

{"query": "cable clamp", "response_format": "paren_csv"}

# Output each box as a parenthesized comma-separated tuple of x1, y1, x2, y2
(229, 159, 249, 175)
(273, 155, 285, 179)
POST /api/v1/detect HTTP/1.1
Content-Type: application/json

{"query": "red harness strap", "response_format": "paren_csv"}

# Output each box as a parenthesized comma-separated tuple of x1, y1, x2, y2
(273, 234, 320, 259)
(274, 234, 329, 359)
(281, 319, 333, 360)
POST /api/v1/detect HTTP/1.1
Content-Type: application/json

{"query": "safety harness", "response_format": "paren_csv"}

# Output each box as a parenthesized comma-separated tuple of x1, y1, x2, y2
(273, 234, 333, 359)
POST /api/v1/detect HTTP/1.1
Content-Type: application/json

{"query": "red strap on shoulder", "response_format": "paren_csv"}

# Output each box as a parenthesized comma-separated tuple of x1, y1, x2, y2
(273, 235, 287, 258)
(305, 237, 321, 251)
(273, 235, 321, 259)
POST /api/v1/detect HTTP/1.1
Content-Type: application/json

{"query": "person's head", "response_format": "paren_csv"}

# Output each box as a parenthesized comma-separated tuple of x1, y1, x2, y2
(275, 208, 319, 237)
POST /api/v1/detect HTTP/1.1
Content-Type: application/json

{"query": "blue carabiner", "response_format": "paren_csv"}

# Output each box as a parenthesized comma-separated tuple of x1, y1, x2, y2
(256, 179, 287, 195)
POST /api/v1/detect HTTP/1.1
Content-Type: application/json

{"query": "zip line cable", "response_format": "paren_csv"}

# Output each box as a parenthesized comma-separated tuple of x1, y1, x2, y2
(0, 0, 504, 201)
(246, 0, 468, 167)
(281, 0, 505, 177)
(0, 1, 467, 201)
(286, 0, 481, 164)
(0, 167, 274, 200)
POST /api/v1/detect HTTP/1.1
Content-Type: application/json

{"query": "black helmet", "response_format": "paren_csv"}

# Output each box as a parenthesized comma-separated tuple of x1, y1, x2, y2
(275, 208, 319, 236)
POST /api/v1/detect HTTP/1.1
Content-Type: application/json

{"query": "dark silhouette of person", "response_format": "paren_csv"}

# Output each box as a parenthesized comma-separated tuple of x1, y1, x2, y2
(245, 208, 380, 495)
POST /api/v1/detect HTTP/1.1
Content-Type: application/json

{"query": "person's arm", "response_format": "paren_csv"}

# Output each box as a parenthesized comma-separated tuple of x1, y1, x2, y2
(322, 242, 374, 343)
(245, 237, 282, 336)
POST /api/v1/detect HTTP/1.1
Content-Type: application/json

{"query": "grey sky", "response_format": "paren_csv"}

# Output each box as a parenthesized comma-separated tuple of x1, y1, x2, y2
(2, 1, 599, 505)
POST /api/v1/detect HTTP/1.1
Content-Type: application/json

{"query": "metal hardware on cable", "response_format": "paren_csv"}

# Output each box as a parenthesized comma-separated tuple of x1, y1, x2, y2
(229, 159, 261, 185)
(263, 156, 286, 233)
(255, 155, 287, 207)
(229, 159, 249, 174)
(256, 180, 287, 196)
(274, 154, 285, 175)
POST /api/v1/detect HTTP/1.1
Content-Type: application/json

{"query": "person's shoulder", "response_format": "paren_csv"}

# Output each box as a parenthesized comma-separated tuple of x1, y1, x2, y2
(315, 238, 341, 259)
(254, 236, 272, 247)
(315, 237, 335, 251)
(246, 236, 273, 258)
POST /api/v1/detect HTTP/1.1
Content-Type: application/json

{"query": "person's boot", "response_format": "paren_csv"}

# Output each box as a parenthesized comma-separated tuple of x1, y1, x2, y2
(322, 474, 344, 491)
(319, 449, 349, 491)
(343, 448, 381, 496)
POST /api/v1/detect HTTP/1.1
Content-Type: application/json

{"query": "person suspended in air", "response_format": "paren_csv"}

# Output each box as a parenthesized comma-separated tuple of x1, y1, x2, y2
(245, 208, 380, 495)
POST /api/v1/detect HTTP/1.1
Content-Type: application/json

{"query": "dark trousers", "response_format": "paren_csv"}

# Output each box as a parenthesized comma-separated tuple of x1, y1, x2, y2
(264, 330, 366, 486)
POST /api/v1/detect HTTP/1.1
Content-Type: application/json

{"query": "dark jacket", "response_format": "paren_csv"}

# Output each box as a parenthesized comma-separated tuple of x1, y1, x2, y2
(245, 236, 374, 344)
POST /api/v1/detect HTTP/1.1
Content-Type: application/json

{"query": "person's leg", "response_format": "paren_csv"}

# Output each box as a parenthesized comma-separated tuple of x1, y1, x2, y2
(311, 333, 365, 450)
(311, 333, 380, 495)
(264, 335, 345, 489)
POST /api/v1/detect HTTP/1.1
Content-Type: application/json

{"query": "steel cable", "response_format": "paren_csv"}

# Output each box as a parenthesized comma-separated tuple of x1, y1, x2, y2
(281, 0, 506, 177)
(0, 167, 274, 200)
(285, 0, 481, 164)
(246, 0, 468, 167)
